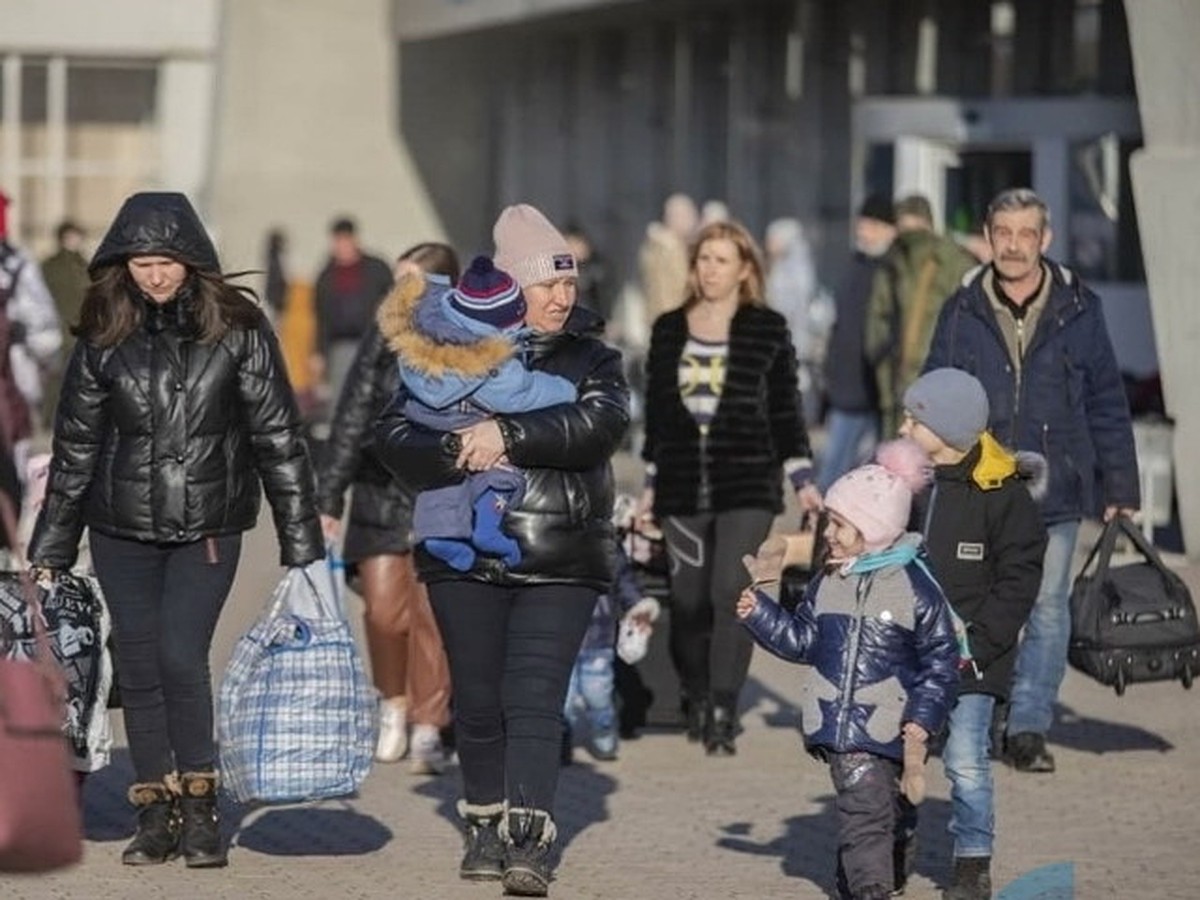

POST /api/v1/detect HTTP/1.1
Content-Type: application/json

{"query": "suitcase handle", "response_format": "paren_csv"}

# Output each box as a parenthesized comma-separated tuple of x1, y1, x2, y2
(1082, 516, 1179, 594)
(1111, 610, 1184, 625)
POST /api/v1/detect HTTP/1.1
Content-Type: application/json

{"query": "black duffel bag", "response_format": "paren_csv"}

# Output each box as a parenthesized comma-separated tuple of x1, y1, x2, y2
(1068, 516, 1200, 695)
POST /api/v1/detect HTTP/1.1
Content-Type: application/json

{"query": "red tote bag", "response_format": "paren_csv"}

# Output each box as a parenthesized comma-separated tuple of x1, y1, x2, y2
(0, 493, 83, 872)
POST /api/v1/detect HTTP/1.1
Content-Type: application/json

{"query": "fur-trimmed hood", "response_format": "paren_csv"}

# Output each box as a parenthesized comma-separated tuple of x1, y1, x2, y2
(376, 273, 515, 379)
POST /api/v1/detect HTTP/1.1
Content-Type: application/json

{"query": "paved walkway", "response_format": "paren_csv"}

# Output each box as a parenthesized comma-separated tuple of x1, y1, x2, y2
(6, 507, 1200, 898)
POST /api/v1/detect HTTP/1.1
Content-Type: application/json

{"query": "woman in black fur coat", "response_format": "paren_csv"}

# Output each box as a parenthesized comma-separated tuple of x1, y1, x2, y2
(639, 220, 818, 755)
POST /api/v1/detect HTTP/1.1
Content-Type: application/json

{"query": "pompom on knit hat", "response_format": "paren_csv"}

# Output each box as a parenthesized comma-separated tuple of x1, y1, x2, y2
(492, 204, 578, 289)
(449, 255, 527, 330)
(824, 438, 933, 552)
(903, 368, 990, 452)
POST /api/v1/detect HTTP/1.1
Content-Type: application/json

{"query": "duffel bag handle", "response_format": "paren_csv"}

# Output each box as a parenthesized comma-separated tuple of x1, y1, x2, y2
(1077, 516, 1127, 582)
(1079, 513, 1177, 595)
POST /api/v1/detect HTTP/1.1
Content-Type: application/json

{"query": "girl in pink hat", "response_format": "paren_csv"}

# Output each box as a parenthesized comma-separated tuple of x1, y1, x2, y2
(736, 439, 960, 900)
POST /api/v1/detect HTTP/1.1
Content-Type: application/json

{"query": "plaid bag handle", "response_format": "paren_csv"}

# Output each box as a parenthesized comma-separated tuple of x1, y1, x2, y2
(263, 555, 345, 624)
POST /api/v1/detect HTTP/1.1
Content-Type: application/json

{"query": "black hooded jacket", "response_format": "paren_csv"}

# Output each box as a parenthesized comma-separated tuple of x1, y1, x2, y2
(373, 302, 630, 590)
(29, 192, 323, 569)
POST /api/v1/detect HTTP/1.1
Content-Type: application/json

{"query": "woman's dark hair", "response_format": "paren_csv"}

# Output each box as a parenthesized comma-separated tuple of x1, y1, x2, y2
(398, 242, 460, 282)
(75, 262, 262, 347)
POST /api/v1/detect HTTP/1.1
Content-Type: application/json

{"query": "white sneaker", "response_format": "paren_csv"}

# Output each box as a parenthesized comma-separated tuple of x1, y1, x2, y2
(375, 700, 408, 763)
(408, 724, 445, 775)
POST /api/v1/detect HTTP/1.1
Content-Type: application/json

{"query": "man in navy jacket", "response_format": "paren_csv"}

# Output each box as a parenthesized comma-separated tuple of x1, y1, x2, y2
(923, 188, 1139, 774)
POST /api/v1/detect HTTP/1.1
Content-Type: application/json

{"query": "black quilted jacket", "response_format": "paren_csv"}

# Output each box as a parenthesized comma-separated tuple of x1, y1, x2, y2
(373, 306, 630, 590)
(29, 192, 322, 569)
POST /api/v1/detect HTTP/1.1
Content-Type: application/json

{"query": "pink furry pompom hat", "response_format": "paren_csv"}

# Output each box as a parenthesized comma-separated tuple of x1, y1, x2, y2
(823, 439, 933, 552)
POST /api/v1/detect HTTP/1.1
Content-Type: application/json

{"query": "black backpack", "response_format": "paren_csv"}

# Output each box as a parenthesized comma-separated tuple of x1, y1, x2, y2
(1068, 516, 1200, 695)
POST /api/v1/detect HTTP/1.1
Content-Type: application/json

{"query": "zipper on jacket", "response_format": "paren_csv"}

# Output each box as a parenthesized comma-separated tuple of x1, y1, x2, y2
(921, 481, 939, 540)
(835, 574, 871, 748)
(697, 430, 712, 511)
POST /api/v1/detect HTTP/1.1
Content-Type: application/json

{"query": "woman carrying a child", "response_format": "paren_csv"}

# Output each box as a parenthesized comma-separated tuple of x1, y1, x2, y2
(737, 439, 960, 900)
(375, 204, 629, 898)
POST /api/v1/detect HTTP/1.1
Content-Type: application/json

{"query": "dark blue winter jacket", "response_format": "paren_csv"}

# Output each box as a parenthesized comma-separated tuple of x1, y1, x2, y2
(742, 535, 960, 762)
(924, 262, 1139, 525)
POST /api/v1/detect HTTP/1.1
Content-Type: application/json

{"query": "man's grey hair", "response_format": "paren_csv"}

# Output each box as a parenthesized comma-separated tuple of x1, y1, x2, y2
(986, 188, 1051, 230)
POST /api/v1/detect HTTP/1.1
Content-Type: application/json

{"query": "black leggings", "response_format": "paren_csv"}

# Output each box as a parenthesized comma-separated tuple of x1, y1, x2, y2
(428, 580, 597, 813)
(662, 509, 774, 711)
(90, 531, 242, 782)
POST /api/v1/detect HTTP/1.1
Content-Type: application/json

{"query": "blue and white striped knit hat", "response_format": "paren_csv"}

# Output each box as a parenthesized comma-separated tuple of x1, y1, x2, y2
(449, 256, 527, 329)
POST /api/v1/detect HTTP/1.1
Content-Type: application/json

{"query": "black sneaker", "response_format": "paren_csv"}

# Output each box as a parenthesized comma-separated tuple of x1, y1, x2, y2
(502, 809, 555, 897)
(1005, 732, 1056, 773)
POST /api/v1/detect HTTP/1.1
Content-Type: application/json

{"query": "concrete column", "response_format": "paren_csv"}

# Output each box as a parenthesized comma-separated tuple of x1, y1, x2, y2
(158, 59, 217, 212)
(1124, 0, 1200, 555)
(209, 0, 443, 276)
(1031, 137, 1068, 262)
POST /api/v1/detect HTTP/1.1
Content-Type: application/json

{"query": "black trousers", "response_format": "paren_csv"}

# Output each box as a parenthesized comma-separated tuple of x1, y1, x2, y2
(661, 509, 774, 710)
(90, 531, 241, 782)
(829, 751, 903, 895)
(428, 580, 597, 813)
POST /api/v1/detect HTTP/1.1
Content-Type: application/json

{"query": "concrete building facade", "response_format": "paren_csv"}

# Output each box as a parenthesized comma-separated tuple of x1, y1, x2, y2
(2, 0, 1199, 553)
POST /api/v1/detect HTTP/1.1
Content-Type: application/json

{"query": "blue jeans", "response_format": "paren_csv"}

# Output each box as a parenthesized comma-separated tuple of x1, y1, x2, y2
(565, 645, 616, 741)
(818, 409, 879, 493)
(943, 693, 996, 857)
(1006, 519, 1081, 736)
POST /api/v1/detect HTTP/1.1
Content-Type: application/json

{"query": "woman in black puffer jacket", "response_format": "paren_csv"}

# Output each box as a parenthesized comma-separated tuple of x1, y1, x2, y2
(29, 192, 322, 870)
(375, 205, 629, 897)
(316, 242, 458, 773)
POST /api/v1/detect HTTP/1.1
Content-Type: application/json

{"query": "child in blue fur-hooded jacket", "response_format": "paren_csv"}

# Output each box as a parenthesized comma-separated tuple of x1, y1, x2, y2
(737, 439, 960, 900)
(385, 257, 576, 572)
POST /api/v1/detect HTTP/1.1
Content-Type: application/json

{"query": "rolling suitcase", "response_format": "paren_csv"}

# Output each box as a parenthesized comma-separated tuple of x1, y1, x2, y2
(1068, 515, 1200, 695)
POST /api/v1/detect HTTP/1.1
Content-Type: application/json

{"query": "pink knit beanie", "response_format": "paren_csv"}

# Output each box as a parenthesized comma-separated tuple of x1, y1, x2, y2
(823, 439, 933, 551)
(492, 204, 578, 289)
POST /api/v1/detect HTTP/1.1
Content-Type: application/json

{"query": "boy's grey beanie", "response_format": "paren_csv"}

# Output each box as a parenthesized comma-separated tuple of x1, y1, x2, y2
(903, 368, 990, 451)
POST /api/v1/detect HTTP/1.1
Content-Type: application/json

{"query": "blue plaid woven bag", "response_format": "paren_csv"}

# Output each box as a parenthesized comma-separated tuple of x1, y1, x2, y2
(218, 557, 377, 803)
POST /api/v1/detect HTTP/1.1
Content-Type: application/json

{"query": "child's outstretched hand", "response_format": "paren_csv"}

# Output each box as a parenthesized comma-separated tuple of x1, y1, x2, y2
(736, 589, 759, 620)
(742, 535, 786, 587)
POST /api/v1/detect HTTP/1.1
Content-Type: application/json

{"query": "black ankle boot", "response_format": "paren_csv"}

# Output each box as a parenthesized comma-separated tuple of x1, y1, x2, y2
(502, 807, 556, 897)
(682, 697, 706, 743)
(457, 801, 506, 881)
(179, 772, 226, 868)
(704, 705, 737, 756)
(121, 782, 181, 865)
(942, 855, 992, 900)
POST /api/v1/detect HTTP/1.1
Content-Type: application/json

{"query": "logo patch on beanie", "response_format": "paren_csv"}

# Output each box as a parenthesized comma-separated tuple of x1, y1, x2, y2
(956, 542, 985, 561)
(552, 253, 574, 271)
